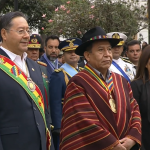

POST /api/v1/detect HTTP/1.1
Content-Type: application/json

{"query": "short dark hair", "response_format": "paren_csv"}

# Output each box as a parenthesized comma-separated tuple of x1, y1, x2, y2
(45, 35, 60, 46)
(0, 11, 27, 41)
(126, 40, 141, 51)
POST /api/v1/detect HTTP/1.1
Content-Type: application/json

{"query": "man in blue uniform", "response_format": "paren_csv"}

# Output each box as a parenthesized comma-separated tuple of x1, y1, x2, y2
(49, 38, 82, 150)
(40, 35, 61, 80)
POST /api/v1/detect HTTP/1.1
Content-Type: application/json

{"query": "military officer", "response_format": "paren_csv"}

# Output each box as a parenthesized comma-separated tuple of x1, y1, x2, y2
(27, 34, 55, 150)
(107, 32, 135, 82)
(27, 34, 42, 61)
(27, 33, 51, 112)
(49, 38, 82, 150)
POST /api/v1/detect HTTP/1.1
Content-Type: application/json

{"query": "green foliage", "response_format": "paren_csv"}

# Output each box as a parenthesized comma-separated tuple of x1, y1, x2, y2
(44, 0, 147, 39)
(0, 0, 54, 33)
(0, 0, 147, 38)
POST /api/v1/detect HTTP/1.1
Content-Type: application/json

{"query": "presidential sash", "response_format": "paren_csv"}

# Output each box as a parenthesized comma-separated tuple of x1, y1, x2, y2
(0, 55, 50, 150)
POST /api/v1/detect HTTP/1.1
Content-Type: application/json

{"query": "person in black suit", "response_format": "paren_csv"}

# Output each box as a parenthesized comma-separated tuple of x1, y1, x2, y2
(0, 11, 53, 150)
(131, 45, 150, 150)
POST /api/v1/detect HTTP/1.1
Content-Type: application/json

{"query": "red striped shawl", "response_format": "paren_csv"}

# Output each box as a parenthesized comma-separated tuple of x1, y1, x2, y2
(60, 68, 141, 150)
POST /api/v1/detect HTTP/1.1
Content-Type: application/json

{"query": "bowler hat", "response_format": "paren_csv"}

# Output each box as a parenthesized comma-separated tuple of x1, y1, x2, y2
(75, 26, 120, 56)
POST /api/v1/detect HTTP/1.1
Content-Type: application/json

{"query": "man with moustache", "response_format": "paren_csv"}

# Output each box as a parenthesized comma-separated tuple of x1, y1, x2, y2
(60, 27, 141, 150)
(107, 32, 135, 82)
(49, 38, 82, 150)
(40, 35, 61, 79)
(0, 11, 52, 150)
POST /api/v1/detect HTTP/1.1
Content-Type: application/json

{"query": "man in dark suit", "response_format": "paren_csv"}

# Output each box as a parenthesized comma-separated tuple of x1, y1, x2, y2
(0, 11, 53, 150)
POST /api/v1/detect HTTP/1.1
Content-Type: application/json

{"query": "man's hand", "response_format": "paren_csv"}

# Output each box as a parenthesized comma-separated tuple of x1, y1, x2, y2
(120, 137, 136, 150)
(111, 143, 126, 150)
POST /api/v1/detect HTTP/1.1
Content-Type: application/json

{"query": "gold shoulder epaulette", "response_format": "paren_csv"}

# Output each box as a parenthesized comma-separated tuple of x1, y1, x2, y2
(121, 56, 129, 60)
(37, 61, 47, 67)
(54, 68, 63, 73)
(79, 67, 84, 71)
(121, 57, 132, 64)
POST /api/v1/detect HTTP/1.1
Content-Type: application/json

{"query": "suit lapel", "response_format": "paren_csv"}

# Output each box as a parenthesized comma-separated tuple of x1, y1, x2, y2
(26, 58, 39, 84)
(0, 48, 10, 58)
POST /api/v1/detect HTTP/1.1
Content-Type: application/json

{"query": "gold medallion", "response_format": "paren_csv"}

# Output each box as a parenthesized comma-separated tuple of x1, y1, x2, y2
(109, 95, 117, 113)
(27, 78, 35, 92)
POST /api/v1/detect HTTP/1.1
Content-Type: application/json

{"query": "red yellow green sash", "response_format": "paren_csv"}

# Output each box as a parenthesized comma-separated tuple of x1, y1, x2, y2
(84, 64, 113, 93)
(0, 55, 50, 150)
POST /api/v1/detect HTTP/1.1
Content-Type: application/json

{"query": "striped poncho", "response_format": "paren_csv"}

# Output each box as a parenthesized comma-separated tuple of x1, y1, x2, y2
(60, 64, 141, 150)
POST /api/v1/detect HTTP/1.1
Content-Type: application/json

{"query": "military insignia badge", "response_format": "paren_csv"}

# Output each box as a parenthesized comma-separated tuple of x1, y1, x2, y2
(124, 64, 131, 72)
(124, 64, 134, 80)
(31, 38, 38, 44)
(112, 33, 120, 39)
(66, 39, 76, 47)
(42, 72, 47, 78)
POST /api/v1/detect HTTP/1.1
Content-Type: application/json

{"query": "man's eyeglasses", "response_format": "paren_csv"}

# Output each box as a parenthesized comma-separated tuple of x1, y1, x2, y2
(5, 28, 32, 36)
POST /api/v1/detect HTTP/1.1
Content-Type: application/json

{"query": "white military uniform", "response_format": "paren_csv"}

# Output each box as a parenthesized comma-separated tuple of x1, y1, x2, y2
(107, 32, 135, 81)
(109, 57, 135, 81)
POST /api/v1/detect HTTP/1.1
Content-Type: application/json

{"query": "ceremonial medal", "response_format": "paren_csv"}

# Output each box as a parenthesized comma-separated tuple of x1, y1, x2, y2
(27, 77, 35, 92)
(109, 95, 117, 113)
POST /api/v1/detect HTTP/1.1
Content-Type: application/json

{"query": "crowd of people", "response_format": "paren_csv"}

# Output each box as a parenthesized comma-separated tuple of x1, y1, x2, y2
(0, 11, 150, 150)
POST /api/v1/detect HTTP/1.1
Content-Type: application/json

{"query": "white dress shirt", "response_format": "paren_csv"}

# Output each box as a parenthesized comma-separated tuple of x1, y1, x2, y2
(0, 46, 29, 76)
